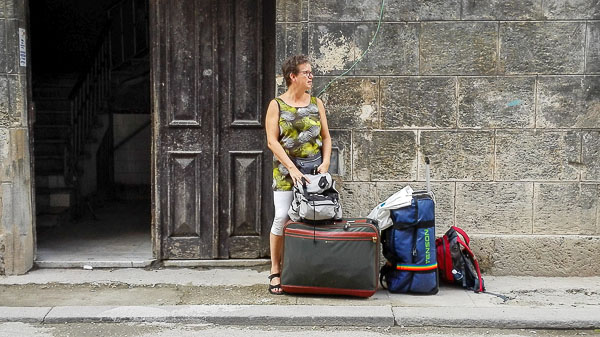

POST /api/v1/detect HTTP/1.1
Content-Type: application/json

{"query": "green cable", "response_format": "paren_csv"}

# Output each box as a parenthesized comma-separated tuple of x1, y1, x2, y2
(316, 0, 386, 98)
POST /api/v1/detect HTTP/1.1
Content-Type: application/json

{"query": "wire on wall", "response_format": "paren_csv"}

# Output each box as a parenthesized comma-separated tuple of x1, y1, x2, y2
(316, 0, 386, 98)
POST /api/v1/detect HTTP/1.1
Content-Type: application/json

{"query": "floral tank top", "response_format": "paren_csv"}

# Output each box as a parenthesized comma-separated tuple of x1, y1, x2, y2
(272, 96, 322, 191)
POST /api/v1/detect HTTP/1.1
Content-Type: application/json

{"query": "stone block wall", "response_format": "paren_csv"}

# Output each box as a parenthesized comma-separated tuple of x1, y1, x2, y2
(0, 0, 34, 275)
(275, 0, 600, 276)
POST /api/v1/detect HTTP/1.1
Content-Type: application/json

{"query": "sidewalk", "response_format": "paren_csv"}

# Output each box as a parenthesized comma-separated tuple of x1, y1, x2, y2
(1, 267, 599, 329)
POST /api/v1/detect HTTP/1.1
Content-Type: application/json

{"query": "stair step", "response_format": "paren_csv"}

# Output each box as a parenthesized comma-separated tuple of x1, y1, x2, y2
(36, 111, 71, 125)
(34, 141, 67, 156)
(38, 206, 70, 215)
(35, 156, 64, 172)
(34, 125, 70, 140)
(36, 187, 74, 208)
(33, 87, 72, 99)
(36, 174, 67, 189)
(35, 168, 64, 176)
(34, 100, 71, 111)
(36, 207, 72, 228)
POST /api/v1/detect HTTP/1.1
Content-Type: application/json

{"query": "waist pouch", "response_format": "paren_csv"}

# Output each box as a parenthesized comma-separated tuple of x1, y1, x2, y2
(380, 193, 438, 294)
(291, 154, 322, 175)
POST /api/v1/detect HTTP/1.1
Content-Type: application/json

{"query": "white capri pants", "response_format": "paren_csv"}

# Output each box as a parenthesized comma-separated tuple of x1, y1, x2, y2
(271, 191, 294, 236)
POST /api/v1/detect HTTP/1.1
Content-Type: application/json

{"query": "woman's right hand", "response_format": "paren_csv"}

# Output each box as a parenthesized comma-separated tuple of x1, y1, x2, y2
(289, 167, 310, 186)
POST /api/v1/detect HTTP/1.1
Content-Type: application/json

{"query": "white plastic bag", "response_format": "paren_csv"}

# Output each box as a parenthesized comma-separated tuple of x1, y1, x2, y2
(367, 185, 413, 231)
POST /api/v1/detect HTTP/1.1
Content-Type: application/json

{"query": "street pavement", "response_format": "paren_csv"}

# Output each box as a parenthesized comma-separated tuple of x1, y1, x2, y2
(0, 267, 599, 329)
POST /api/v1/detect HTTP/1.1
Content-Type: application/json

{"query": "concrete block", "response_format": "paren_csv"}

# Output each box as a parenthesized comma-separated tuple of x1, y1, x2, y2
(8, 128, 32, 224)
(353, 131, 417, 181)
(455, 182, 533, 234)
(533, 183, 599, 235)
(4, 19, 19, 74)
(44, 305, 395, 326)
(537, 76, 600, 128)
(276, 0, 307, 22)
(310, 0, 382, 21)
(317, 77, 379, 129)
(275, 23, 308, 79)
(420, 22, 498, 75)
(473, 234, 600, 276)
(0, 307, 51, 323)
(376, 181, 455, 230)
(5, 0, 25, 19)
(0, 20, 6, 73)
(588, 22, 600, 73)
(461, 0, 543, 20)
(0, 182, 12, 275)
(583, 131, 600, 181)
(329, 130, 352, 181)
(458, 76, 535, 128)
(8, 74, 26, 127)
(419, 131, 494, 181)
(0, 77, 7, 128)
(337, 181, 377, 218)
(309, 23, 357, 75)
(0, 128, 9, 182)
(495, 130, 581, 181)
(543, 0, 600, 19)
(353, 23, 419, 75)
(499, 22, 585, 74)
(381, 77, 456, 128)
(383, 0, 461, 21)
(395, 306, 600, 329)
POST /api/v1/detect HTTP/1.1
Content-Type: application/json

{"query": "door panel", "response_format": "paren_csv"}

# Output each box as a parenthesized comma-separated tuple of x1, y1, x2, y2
(153, 0, 216, 259)
(152, 0, 273, 259)
(217, 0, 272, 258)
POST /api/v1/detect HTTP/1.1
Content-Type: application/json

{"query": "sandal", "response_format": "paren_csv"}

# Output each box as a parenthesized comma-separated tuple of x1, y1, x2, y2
(268, 273, 283, 295)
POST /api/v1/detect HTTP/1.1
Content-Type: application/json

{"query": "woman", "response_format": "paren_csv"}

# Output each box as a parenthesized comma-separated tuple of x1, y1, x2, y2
(265, 55, 332, 295)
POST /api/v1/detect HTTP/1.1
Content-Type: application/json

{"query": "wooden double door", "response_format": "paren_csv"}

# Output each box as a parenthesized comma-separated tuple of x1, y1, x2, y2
(151, 0, 275, 259)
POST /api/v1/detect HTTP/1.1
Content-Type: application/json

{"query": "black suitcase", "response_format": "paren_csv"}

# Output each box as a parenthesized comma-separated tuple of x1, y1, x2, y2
(281, 218, 379, 297)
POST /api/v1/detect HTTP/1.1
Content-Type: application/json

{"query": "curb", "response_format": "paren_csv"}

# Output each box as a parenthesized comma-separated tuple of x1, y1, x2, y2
(395, 307, 600, 329)
(42, 305, 394, 326)
(1, 305, 599, 329)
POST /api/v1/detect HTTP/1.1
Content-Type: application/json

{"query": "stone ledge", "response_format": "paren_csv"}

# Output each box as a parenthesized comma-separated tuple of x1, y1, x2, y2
(470, 234, 600, 276)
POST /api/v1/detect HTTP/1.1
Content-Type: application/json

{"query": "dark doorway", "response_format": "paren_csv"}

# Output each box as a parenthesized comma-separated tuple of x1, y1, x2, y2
(29, 0, 153, 266)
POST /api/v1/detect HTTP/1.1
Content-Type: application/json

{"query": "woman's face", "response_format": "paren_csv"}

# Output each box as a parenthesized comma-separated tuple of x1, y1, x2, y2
(293, 63, 313, 89)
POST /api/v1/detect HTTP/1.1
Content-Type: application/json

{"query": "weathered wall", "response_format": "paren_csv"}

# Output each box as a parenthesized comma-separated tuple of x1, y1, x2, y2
(0, 0, 34, 275)
(276, 0, 600, 276)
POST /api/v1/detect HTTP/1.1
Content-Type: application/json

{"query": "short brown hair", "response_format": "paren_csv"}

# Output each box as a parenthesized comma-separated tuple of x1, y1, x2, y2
(281, 54, 311, 87)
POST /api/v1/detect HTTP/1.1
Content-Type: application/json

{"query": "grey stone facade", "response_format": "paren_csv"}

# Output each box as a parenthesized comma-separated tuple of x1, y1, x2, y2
(0, 0, 34, 275)
(276, 0, 600, 276)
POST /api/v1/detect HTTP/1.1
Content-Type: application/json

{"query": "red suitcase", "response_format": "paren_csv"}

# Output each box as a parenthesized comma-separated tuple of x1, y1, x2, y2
(281, 218, 379, 297)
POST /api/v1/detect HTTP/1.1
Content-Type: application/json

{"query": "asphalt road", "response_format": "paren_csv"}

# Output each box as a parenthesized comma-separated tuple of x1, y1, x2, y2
(1, 322, 598, 337)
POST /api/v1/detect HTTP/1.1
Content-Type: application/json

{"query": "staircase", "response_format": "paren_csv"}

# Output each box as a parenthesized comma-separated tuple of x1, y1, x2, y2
(32, 0, 149, 227)
(33, 74, 78, 227)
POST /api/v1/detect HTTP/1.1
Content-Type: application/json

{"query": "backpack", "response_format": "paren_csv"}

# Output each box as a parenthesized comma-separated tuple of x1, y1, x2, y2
(436, 226, 485, 293)
(288, 173, 342, 222)
(379, 191, 438, 294)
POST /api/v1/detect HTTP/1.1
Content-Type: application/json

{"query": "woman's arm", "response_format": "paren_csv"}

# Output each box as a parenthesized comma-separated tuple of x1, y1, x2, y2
(265, 99, 308, 185)
(316, 97, 332, 174)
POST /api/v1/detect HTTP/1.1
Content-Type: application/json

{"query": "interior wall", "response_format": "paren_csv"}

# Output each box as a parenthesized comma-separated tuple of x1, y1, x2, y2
(113, 114, 151, 187)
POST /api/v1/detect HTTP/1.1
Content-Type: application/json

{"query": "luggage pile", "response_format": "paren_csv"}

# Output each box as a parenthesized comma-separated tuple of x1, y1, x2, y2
(279, 159, 485, 297)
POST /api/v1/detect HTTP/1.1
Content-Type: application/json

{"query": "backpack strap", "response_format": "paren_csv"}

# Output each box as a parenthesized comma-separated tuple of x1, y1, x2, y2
(456, 236, 485, 293)
(442, 235, 454, 281)
(451, 226, 470, 245)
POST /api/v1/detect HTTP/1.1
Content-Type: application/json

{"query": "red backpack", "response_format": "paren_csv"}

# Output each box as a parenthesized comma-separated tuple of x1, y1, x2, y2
(436, 226, 485, 293)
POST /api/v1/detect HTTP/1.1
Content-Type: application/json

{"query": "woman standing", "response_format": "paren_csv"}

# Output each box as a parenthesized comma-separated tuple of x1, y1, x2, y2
(265, 55, 332, 295)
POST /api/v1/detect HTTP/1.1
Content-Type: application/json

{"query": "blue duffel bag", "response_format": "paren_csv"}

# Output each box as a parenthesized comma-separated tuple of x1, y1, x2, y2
(380, 191, 438, 294)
